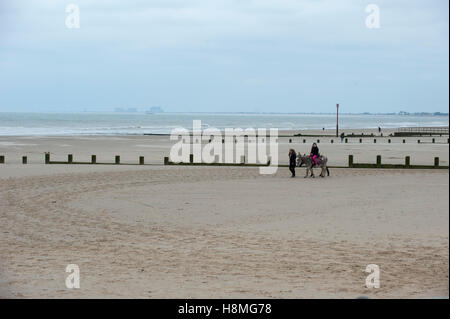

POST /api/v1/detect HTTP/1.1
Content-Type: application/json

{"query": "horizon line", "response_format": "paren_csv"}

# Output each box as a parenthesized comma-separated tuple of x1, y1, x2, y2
(0, 111, 448, 116)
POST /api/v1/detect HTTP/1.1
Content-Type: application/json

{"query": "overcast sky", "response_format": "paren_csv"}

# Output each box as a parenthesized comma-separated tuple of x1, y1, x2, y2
(0, 0, 448, 113)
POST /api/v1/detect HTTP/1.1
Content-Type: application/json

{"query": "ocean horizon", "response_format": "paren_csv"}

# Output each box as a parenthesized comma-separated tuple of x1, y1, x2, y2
(0, 112, 448, 136)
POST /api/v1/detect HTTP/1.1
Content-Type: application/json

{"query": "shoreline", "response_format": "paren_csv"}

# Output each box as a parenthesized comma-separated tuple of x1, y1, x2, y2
(0, 125, 448, 138)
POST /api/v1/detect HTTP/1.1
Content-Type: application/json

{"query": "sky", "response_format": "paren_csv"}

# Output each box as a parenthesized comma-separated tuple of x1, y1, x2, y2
(0, 0, 448, 113)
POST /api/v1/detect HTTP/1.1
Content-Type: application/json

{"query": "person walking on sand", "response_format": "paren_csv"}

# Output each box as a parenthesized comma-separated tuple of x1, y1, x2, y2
(340, 132, 345, 142)
(288, 149, 296, 177)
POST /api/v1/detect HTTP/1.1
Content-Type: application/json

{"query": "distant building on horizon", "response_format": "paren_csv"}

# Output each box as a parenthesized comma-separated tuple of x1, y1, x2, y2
(398, 111, 448, 116)
(146, 106, 164, 114)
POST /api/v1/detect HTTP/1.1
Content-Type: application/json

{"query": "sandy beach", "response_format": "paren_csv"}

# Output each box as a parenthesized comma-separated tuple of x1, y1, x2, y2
(2, 0, 448, 304)
(0, 130, 448, 167)
(0, 133, 448, 298)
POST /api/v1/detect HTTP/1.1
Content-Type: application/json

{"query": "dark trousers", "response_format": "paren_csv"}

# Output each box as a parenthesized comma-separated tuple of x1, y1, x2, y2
(289, 165, 295, 177)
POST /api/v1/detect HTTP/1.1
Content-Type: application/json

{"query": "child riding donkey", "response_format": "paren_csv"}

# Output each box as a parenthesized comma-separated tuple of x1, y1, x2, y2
(310, 143, 320, 166)
(296, 143, 330, 178)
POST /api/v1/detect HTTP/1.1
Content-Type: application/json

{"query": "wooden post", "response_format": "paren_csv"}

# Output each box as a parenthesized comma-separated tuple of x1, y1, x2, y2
(289, 139, 292, 143)
(376, 155, 381, 167)
(22, 156, 27, 164)
(434, 157, 439, 167)
(417, 140, 420, 144)
(348, 155, 353, 168)
(0, 155, 4, 164)
(432, 138, 435, 143)
(317, 139, 320, 143)
(164, 156, 169, 165)
(91, 155, 96, 164)
(388, 139, 391, 143)
(139, 156, 145, 165)
(405, 156, 410, 167)
(45, 153, 50, 164)
(345, 138, 348, 143)
(359, 138, 362, 143)
(331, 139, 334, 143)
(403, 139, 406, 144)
(374, 139, 376, 143)
(189, 154, 194, 164)
(303, 139, 306, 143)
(68, 154, 73, 164)
(115, 155, 120, 164)
(336, 103, 339, 137)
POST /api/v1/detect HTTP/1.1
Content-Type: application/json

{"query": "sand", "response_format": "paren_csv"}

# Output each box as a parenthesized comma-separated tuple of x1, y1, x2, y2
(0, 134, 448, 298)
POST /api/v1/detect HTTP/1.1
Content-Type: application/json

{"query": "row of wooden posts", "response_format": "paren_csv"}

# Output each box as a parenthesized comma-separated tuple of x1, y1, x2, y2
(3, 153, 149, 165)
(44, 153, 146, 165)
(347, 155, 442, 168)
(0, 154, 247, 166)
(0, 154, 446, 168)
(288, 138, 449, 144)
(163, 155, 254, 166)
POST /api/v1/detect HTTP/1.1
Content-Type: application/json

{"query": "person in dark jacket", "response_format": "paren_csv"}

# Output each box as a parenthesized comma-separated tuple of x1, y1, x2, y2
(310, 143, 319, 166)
(288, 149, 296, 177)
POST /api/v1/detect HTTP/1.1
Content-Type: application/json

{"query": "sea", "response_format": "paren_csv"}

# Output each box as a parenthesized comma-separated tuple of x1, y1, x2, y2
(0, 112, 448, 136)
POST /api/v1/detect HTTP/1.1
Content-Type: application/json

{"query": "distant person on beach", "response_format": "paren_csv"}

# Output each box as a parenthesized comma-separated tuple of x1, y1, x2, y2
(340, 132, 345, 142)
(288, 149, 296, 177)
(378, 126, 381, 133)
(310, 143, 320, 166)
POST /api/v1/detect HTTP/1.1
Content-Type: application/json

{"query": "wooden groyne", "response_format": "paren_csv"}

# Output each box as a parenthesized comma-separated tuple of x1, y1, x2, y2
(347, 155, 448, 169)
(0, 153, 448, 169)
(394, 127, 449, 137)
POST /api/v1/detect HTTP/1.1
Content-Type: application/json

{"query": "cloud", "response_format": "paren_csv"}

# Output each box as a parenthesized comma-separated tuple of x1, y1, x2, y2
(0, 0, 448, 112)
(1, 0, 448, 52)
